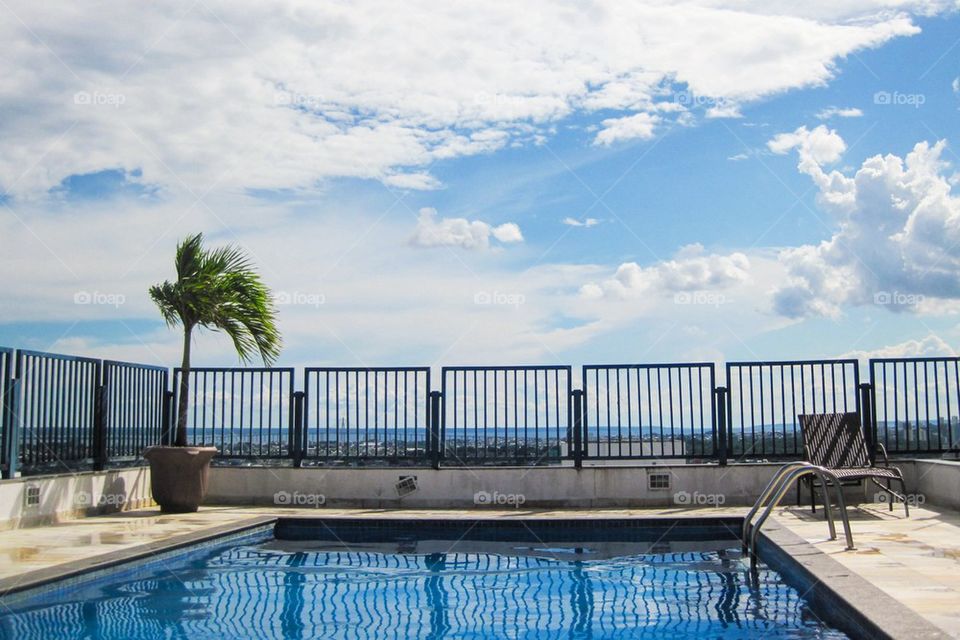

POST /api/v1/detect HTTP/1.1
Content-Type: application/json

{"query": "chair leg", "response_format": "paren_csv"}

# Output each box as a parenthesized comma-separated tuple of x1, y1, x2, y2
(809, 478, 816, 514)
(899, 477, 910, 517)
(887, 479, 893, 512)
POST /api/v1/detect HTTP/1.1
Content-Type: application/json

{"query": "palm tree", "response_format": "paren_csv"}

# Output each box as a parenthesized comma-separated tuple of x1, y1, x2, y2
(150, 233, 281, 447)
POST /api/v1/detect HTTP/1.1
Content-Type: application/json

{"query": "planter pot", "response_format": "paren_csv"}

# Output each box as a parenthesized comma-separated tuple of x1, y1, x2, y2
(143, 446, 218, 513)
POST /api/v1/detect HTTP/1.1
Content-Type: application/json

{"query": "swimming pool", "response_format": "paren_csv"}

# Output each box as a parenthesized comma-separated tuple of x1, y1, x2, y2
(0, 519, 849, 639)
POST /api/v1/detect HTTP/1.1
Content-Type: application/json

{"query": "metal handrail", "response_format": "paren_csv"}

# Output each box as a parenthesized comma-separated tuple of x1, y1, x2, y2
(742, 462, 810, 553)
(744, 464, 855, 569)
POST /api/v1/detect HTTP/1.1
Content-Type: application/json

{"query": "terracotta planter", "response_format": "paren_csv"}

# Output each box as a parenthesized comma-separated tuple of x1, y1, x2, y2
(143, 446, 218, 513)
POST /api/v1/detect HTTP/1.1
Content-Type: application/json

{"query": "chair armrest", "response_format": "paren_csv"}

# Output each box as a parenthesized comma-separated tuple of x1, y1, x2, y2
(875, 443, 890, 466)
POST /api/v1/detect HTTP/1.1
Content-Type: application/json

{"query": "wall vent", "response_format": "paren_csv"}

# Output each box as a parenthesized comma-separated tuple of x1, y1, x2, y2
(25, 484, 41, 507)
(647, 473, 671, 491)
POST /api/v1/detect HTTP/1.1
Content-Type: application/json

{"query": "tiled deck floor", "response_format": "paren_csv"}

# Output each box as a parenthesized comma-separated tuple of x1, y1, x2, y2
(0, 504, 958, 637)
(776, 503, 960, 637)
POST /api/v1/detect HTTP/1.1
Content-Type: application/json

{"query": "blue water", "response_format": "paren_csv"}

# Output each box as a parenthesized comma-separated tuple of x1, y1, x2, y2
(0, 531, 848, 639)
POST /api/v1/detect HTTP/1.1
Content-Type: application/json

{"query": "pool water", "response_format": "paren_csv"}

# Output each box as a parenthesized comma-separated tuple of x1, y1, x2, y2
(0, 527, 849, 639)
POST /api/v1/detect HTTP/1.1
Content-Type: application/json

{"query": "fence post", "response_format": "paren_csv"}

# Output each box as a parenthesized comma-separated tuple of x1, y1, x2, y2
(715, 386, 728, 466)
(571, 389, 583, 470)
(93, 384, 108, 471)
(160, 390, 174, 446)
(429, 390, 442, 470)
(292, 391, 305, 468)
(859, 382, 876, 465)
(2, 379, 20, 479)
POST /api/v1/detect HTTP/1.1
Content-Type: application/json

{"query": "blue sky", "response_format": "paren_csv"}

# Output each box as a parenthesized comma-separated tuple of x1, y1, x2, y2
(1, 2, 959, 369)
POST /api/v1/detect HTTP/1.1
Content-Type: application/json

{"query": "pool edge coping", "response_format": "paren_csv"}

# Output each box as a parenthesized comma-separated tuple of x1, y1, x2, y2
(759, 521, 950, 640)
(0, 515, 277, 598)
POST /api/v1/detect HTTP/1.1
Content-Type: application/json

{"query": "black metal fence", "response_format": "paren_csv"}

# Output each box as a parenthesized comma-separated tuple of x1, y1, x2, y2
(103, 360, 169, 462)
(869, 357, 960, 456)
(582, 364, 716, 461)
(724, 360, 860, 460)
(172, 367, 295, 460)
(303, 367, 431, 464)
(441, 366, 571, 465)
(1, 345, 956, 476)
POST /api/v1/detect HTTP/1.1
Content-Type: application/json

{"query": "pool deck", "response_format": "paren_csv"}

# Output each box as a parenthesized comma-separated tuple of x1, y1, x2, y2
(0, 504, 957, 638)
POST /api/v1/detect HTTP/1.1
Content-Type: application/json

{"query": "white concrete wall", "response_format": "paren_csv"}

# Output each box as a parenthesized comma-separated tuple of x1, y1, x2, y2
(0, 467, 153, 530)
(908, 459, 960, 510)
(207, 463, 791, 509)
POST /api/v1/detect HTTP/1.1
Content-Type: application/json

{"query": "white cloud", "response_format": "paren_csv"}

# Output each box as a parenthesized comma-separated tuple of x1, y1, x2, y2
(768, 125, 854, 208)
(953, 77, 960, 94)
(816, 106, 864, 119)
(705, 103, 743, 119)
(0, 2, 936, 199)
(771, 134, 960, 319)
(409, 208, 523, 250)
(842, 334, 956, 360)
(594, 113, 661, 146)
(563, 217, 600, 227)
(580, 244, 751, 299)
(728, 153, 750, 161)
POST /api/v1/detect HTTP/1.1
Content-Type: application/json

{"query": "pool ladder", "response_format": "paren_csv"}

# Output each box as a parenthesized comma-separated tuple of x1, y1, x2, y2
(742, 463, 855, 571)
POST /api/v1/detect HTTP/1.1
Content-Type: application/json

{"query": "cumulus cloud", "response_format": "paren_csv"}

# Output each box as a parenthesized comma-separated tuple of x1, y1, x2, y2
(842, 334, 956, 360)
(409, 208, 523, 250)
(768, 125, 854, 208)
(580, 243, 751, 299)
(0, 1, 933, 200)
(816, 106, 864, 119)
(771, 134, 960, 319)
(594, 113, 661, 146)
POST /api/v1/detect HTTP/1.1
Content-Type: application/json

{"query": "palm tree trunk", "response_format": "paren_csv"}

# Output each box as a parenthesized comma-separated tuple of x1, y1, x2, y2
(176, 325, 193, 446)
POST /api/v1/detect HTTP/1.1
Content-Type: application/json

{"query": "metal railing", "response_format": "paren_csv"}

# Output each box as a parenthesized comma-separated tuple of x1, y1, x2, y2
(869, 357, 960, 456)
(441, 366, 571, 465)
(582, 363, 716, 461)
(725, 359, 860, 461)
(302, 367, 431, 464)
(4, 346, 958, 476)
(172, 367, 295, 461)
(14, 349, 101, 475)
(0, 347, 14, 476)
(102, 360, 169, 464)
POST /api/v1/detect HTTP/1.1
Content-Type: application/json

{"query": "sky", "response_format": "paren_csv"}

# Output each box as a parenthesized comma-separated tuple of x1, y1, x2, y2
(1, 1, 960, 371)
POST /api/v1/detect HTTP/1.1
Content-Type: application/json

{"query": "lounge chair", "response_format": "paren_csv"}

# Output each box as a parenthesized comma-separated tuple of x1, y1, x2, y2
(798, 412, 910, 516)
